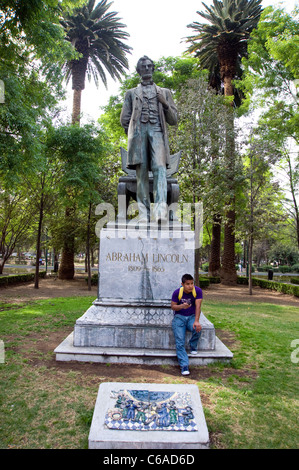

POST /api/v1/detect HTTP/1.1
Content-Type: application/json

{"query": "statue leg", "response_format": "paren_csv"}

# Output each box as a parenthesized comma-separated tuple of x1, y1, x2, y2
(149, 129, 167, 222)
(135, 125, 151, 221)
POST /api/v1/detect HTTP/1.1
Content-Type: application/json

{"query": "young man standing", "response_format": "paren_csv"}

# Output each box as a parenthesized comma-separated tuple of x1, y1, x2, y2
(171, 274, 203, 376)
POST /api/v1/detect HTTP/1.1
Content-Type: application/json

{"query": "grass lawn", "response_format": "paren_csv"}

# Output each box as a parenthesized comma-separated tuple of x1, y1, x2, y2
(0, 295, 298, 449)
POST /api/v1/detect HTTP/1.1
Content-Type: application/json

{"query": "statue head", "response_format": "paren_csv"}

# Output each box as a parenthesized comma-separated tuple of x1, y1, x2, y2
(136, 56, 155, 80)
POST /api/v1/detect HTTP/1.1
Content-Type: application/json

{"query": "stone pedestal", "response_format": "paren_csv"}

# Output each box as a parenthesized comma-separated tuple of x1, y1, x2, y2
(55, 224, 233, 364)
(97, 224, 195, 302)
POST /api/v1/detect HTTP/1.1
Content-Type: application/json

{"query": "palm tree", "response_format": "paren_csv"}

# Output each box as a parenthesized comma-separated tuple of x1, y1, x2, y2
(58, 0, 131, 280)
(61, 0, 131, 125)
(186, 0, 262, 284)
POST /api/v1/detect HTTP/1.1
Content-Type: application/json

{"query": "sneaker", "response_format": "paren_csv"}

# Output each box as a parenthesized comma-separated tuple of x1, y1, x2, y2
(190, 350, 198, 355)
(181, 366, 190, 376)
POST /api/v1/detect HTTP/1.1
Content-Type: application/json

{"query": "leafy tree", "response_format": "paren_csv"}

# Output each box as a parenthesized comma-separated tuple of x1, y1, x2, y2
(58, 0, 131, 279)
(46, 123, 108, 280)
(176, 76, 243, 282)
(238, 6, 299, 144)
(0, 0, 81, 185)
(186, 0, 263, 99)
(20, 137, 63, 288)
(269, 243, 299, 267)
(0, 190, 36, 274)
(239, 128, 285, 293)
(61, 0, 131, 124)
(237, 6, 299, 250)
(186, 0, 263, 285)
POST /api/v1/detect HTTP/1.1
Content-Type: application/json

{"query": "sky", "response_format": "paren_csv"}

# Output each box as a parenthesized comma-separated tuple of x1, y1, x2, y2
(62, 0, 298, 123)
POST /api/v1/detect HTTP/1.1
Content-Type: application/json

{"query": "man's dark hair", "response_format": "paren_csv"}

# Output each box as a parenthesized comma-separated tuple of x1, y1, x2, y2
(181, 273, 194, 283)
(136, 56, 155, 75)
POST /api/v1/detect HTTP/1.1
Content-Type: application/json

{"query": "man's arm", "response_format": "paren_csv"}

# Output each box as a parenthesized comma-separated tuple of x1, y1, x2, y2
(171, 301, 191, 312)
(193, 299, 202, 332)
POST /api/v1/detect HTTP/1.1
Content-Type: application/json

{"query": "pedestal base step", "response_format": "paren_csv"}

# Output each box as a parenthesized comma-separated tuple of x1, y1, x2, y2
(55, 332, 233, 366)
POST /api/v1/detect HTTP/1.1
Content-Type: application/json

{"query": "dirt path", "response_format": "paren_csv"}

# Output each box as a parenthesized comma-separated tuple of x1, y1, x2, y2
(1, 275, 298, 307)
(0, 276, 98, 303)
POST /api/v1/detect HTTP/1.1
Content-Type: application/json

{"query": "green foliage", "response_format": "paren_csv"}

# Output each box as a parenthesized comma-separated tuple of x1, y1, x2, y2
(152, 56, 203, 96)
(256, 266, 278, 273)
(206, 276, 221, 284)
(186, 0, 262, 100)
(238, 6, 299, 144)
(61, 0, 131, 90)
(0, 1, 83, 186)
(0, 0, 79, 86)
(238, 131, 285, 242)
(0, 191, 37, 272)
(278, 266, 292, 273)
(198, 277, 210, 288)
(85, 273, 98, 285)
(0, 271, 46, 287)
(186, 0, 263, 65)
(237, 276, 299, 297)
(176, 76, 243, 217)
(269, 243, 299, 266)
(46, 123, 108, 204)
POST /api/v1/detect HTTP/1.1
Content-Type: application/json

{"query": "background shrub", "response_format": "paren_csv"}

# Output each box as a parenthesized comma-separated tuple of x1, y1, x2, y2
(0, 271, 46, 287)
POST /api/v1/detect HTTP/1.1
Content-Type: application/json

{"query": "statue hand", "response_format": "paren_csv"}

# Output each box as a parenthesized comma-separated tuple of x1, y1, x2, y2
(157, 91, 169, 109)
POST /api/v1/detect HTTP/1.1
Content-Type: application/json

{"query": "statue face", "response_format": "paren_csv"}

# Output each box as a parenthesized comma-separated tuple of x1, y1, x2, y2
(139, 58, 154, 81)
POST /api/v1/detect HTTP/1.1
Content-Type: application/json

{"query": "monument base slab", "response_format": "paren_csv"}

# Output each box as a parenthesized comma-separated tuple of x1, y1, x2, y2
(73, 307, 216, 351)
(88, 382, 209, 449)
(55, 332, 233, 365)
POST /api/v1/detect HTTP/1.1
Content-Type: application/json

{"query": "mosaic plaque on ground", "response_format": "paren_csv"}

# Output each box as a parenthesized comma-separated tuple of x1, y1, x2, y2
(105, 389, 197, 432)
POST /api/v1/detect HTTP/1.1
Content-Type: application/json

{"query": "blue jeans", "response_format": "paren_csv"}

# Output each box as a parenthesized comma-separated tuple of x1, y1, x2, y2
(172, 314, 202, 369)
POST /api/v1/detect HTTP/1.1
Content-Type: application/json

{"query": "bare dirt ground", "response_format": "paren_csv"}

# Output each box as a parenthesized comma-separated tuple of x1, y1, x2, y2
(1, 275, 298, 307)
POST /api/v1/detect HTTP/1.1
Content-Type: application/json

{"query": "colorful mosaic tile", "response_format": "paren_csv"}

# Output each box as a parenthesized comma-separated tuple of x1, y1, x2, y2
(104, 389, 198, 432)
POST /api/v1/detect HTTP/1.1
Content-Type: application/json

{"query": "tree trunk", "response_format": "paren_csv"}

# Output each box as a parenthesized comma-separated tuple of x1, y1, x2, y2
(58, 206, 76, 280)
(58, 240, 75, 280)
(72, 88, 81, 125)
(220, 205, 237, 285)
(220, 78, 237, 285)
(59, 82, 82, 279)
(248, 234, 253, 295)
(287, 155, 299, 249)
(208, 214, 221, 277)
(87, 203, 92, 291)
(34, 195, 44, 289)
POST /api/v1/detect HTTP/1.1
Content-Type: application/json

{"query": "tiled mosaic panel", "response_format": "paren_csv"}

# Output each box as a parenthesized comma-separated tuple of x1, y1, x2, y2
(105, 389, 198, 432)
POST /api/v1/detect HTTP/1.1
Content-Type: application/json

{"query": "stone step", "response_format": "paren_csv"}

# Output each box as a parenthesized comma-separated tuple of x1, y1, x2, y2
(55, 332, 233, 366)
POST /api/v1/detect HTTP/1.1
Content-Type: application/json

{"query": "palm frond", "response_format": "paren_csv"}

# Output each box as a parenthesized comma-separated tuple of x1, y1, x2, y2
(61, 0, 132, 91)
(186, 0, 262, 101)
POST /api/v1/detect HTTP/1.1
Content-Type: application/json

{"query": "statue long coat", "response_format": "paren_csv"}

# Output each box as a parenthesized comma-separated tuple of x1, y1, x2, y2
(120, 84, 178, 170)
